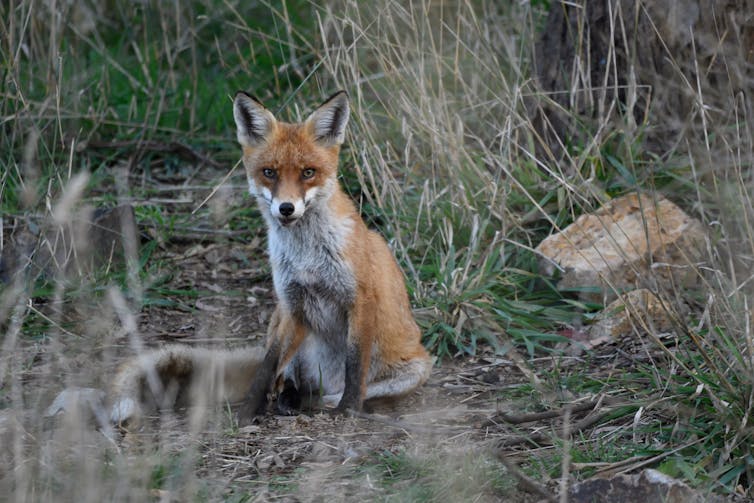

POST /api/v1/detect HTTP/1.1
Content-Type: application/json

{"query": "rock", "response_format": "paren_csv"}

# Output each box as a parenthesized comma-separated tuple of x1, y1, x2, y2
(88, 205, 139, 270)
(536, 193, 705, 303)
(0, 205, 138, 284)
(569, 468, 725, 503)
(585, 289, 685, 347)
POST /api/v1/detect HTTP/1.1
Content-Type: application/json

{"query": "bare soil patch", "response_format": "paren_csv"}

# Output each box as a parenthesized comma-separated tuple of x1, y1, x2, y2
(122, 237, 536, 500)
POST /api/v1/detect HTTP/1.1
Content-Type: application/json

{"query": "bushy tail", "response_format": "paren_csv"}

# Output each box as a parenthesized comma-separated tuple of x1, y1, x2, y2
(110, 345, 264, 428)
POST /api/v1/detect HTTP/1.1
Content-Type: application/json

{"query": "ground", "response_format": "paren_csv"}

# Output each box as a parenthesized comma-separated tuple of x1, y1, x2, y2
(123, 233, 537, 501)
(0, 166, 537, 501)
(3, 165, 735, 501)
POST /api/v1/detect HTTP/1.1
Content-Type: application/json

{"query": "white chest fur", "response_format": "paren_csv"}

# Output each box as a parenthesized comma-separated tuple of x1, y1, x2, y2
(267, 206, 356, 338)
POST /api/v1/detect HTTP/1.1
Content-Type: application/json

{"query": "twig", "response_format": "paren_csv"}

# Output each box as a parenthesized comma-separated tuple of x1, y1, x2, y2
(593, 438, 706, 478)
(139, 222, 250, 236)
(193, 159, 242, 215)
(494, 410, 611, 449)
(496, 453, 556, 502)
(490, 400, 602, 425)
(485, 395, 629, 426)
(27, 303, 81, 338)
(559, 406, 571, 503)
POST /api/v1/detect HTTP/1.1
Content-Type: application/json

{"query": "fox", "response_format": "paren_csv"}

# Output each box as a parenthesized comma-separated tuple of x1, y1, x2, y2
(108, 91, 432, 427)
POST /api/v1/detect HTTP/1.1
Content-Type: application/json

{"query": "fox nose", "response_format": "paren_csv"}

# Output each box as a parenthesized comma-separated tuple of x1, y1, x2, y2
(279, 202, 295, 217)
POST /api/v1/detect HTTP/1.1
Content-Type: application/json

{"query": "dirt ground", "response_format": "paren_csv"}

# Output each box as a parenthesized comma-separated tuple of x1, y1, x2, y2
(94, 233, 735, 501)
(0, 164, 552, 500)
(125, 238, 539, 501)
(4, 168, 717, 501)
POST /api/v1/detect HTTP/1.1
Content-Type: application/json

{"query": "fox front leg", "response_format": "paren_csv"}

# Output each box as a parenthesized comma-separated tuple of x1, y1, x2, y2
(336, 303, 375, 413)
(238, 309, 308, 422)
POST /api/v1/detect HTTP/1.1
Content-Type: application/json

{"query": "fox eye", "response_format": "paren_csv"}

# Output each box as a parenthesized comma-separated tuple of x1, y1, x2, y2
(262, 168, 276, 179)
(302, 168, 315, 179)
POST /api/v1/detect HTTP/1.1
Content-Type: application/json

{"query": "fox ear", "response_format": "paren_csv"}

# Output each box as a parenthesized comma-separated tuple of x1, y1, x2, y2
(306, 91, 349, 146)
(233, 92, 276, 147)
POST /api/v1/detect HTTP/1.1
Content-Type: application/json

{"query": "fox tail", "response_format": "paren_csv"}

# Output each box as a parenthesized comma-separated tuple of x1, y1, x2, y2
(109, 345, 264, 428)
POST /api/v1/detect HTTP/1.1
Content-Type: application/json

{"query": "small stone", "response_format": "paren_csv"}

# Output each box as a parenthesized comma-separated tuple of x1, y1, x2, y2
(0, 205, 138, 284)
(586, 289, 685, 346)
(536, 193, 705, 302)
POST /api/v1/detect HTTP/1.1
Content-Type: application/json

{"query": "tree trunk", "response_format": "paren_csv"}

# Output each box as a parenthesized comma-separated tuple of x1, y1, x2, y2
(533, 0, 754, 153)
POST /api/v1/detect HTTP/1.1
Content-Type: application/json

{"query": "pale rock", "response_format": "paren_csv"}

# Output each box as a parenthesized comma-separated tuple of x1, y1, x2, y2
(536, 193, 705, 302)
(586, 289, 685, 346)
(45, 387, 108, 420)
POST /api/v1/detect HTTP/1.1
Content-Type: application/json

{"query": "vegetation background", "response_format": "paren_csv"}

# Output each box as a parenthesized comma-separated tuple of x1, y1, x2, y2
(1, 0, 753, 500)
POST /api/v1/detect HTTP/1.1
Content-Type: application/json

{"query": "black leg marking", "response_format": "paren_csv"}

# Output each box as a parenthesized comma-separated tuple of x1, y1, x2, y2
(337, 343, 363, 412)
(276, 379, 302, 415)
(238, 344, 280, 423)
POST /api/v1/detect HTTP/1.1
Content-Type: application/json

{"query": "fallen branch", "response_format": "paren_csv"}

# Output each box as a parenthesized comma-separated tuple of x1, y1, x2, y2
(495, 410, 610, 449)
(490, 396, 636, 450)
(491, 399, 603, 425)
(484, 394, 633, 427)
(496, 453, 557, 502)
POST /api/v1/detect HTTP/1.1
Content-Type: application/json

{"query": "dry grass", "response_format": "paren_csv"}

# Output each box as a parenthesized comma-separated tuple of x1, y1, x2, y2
(1, 0, 753, 500)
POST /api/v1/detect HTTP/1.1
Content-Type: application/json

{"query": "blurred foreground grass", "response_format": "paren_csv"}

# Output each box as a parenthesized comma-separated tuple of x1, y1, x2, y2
(2, 0, 754, 500)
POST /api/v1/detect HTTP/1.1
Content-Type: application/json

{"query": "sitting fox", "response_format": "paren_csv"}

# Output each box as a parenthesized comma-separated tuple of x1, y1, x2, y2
(110, 91, 432, 426)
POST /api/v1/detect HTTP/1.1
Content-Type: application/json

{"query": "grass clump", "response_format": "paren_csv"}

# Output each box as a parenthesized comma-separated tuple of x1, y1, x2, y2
(318, 0, 579, 356)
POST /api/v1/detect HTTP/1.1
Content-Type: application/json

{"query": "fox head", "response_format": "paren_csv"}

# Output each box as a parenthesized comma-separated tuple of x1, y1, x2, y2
(232, 91, 349, 227)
